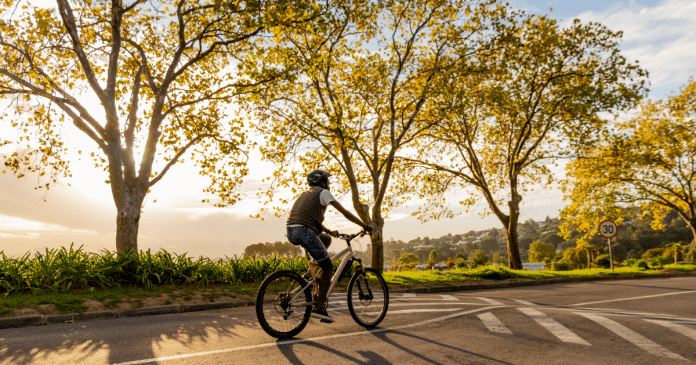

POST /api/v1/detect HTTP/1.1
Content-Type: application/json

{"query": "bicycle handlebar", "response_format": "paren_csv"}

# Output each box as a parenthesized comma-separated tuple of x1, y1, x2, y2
(333, 230, 369, 241)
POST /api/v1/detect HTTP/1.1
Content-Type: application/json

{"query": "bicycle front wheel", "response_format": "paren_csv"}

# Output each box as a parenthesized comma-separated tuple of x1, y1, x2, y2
(347, 268, 389, 327)
(256, 270, 312, 338)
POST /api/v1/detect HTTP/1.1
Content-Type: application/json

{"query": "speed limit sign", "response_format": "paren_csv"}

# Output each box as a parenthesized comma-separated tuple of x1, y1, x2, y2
(598, 220, 618, 239)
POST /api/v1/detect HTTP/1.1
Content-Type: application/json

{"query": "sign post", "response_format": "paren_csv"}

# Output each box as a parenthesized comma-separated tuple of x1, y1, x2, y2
(598, 220, 618, 271)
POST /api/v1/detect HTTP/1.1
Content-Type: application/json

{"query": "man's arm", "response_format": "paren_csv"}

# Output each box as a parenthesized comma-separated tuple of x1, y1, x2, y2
(329, 200, 369, 230)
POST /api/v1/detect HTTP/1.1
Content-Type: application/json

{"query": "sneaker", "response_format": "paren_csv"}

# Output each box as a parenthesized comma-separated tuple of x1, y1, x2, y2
(311, 308, 335, 323)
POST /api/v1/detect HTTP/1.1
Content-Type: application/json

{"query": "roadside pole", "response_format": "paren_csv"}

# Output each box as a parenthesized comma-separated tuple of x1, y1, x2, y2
(599, 220, 618, 271)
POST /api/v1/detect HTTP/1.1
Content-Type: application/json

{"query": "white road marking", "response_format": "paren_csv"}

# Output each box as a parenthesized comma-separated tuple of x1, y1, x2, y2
(440, 294, 458, 301)
(478, 312, 513, 335)
(512, 299, 535, 306)
(518, 307, 590, 346)
(540, 306, 696, 324)
(476, 297, 504, 306)
(578, 312, 686, 360)
(376, 308, 463, 315)
(644, 319, 696, 341)
(402, 293, 417, 298)
(571, 290, 696, 307)
(113, 306, 505, 365)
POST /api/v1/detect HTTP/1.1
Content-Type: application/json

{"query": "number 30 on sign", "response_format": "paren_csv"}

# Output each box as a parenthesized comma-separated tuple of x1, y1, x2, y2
(598, 220, 618, 239)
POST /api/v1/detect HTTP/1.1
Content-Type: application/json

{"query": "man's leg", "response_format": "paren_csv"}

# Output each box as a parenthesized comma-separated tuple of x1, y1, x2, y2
(314, 257, 333, 310)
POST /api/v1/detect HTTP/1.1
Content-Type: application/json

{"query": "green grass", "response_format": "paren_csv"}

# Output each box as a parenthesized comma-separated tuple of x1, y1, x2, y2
(383, 264, 695, 287)
(0, 291, 88, 314)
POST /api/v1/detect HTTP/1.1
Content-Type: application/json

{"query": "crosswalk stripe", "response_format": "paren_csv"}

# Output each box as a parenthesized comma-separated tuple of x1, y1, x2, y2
(440, 294, 458, 301)
(476, 297, 504, 306)
(402, 293, 417, 298)
(578, 313, 685, 360)
(512, 299, 535, 306)
(644, 319, 696, 341)
(519, 308, 590, 346)
(478, 312, 513, 334)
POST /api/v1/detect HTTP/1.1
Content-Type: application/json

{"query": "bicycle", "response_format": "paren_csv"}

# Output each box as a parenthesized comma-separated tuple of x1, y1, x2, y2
(255, 230, 389, 339)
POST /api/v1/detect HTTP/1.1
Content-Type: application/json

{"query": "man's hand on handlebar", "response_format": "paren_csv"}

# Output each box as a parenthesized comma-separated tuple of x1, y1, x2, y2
(328, 230, 339, 238)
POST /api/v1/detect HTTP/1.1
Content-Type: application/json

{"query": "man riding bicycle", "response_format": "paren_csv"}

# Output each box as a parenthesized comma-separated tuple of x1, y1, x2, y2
(286, 170, 371, 323)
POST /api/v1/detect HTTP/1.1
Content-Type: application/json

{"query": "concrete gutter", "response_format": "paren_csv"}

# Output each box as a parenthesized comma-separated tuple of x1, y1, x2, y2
(2, 271, 695, 330)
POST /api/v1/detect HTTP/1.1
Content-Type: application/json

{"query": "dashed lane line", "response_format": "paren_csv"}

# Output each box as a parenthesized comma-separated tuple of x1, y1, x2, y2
(439, 294, 458, 301)
(478, 312, 513, 335)
(518, 307, 590, 346)
(112, 306, 505, 365)
(577, 312, 686, 360)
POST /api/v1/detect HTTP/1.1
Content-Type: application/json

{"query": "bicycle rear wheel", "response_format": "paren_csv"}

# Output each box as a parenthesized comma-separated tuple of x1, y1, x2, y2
(347, 268, 389, 327)
(256, 270, 312, 338)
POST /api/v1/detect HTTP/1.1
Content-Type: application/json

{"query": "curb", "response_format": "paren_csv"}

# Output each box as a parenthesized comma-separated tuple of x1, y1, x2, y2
(1, 271, 694, 330)
(0, 299, 252, 329)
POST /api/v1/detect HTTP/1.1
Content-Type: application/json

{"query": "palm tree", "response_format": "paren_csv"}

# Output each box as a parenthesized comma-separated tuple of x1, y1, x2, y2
(665, 243, 684, 264)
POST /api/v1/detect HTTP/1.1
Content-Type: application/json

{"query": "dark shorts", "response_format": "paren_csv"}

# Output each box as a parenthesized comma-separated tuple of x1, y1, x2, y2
(287, 226, 330, 262)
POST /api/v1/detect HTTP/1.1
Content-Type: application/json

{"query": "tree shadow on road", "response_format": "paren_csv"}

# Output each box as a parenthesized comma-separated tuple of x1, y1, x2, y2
(273, 327, 514, 365)
(0, 307, 259, 365)
(276, 339, 392, 365)
(368, 329, 515, 365)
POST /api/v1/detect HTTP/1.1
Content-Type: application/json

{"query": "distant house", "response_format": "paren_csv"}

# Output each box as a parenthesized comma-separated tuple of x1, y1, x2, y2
(413, 244, 433, 249)
(522, 262, 545, 271)
(416, 264, 427, 270)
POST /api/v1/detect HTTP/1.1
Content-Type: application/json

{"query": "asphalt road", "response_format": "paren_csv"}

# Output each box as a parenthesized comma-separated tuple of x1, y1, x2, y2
(1, 276, 695, 365)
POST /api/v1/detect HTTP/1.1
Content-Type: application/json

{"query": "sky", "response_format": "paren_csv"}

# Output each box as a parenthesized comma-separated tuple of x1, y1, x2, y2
(1, 0, 695, 258)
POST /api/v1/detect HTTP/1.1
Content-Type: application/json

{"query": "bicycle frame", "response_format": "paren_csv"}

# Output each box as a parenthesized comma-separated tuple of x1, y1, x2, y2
(288, 233, 366, 307)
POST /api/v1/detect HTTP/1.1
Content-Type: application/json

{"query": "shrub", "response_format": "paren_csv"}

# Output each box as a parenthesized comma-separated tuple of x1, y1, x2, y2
(470, 250, 489, 266)
(595, 254, 612, 269)
(635, 260, 649, 270)
(641, 248, 664, 259)
(550, 261, 571, 271)
(624, 258, 637, 267)
(455, 257, 467, 269)
(472, 266, 515, 280)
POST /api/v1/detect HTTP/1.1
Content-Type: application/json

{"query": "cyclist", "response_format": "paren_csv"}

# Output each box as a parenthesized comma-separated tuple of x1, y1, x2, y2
(286, 170, 371, 323)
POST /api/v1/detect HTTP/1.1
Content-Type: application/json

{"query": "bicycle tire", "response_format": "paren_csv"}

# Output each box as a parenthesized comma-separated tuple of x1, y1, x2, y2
(256, 270, 312, 338)
(347, 268, 389, 327)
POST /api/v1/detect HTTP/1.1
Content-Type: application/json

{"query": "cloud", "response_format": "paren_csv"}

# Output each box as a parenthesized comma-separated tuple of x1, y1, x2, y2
(572, 0, 696, 96)
(0, 214, 73, 231)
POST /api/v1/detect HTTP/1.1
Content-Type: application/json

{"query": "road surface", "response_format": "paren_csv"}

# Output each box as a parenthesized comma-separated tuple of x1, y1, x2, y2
(1, 276, 695, 364)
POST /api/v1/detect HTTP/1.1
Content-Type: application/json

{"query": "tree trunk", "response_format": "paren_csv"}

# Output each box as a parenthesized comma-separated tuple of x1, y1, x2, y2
(505, 225, 523, 270)
(505, 196, 523, 270)
(370, 213, 385, 275)
(686, 219, 696, 262)
(115, 191, 145, 253)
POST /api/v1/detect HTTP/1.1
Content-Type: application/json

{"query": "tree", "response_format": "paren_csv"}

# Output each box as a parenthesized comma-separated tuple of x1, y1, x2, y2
(528, 240, 554, 262)
(429, 249, 438, 262)
(251, 0, 510, 273)
(664, 242, 684, 264)
(398, 252, 419, 265)
(470, 249, 489, 265)
(562, 80, 696, 261)
(562, 247, 587, 269)
(403, 15, 647, 269)
(0, 0, 313, 252)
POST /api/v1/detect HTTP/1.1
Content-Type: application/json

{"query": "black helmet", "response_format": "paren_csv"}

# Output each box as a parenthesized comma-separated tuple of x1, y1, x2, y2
(307, 170, 331, 187)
